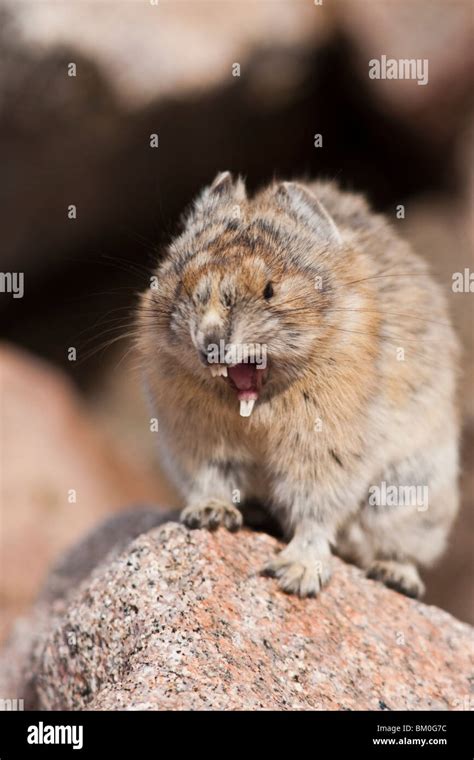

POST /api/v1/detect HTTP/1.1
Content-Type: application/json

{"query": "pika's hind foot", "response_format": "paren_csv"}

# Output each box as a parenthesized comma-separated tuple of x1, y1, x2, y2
(263, 540, 332, 598)
(367, 560, 425, 599)
(180, 499, 242, 532)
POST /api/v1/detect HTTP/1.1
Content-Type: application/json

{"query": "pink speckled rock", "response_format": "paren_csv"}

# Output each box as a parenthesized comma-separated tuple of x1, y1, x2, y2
(3, 521, 474, 710)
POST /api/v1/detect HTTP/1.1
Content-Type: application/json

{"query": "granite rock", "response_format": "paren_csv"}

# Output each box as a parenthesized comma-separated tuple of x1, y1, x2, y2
(3, 520, 472, 711)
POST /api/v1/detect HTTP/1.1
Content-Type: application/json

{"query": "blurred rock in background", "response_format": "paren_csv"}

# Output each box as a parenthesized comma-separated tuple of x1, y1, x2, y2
(0, 344, 178, 641)
(332, 0, 473, 146)
(0, 0, 473, 636)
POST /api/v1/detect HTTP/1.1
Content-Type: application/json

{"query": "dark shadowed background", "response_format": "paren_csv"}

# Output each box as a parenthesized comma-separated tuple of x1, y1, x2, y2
(0, 0, 473, 637)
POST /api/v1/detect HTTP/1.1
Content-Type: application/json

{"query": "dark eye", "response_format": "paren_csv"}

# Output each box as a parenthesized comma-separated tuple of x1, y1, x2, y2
(263, 281, 274, 300)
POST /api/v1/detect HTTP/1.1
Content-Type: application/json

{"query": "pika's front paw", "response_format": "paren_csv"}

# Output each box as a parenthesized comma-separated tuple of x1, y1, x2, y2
(367, 560, 425, 599)
(180, 499, 243, 532)
(263, 545, 332, 598)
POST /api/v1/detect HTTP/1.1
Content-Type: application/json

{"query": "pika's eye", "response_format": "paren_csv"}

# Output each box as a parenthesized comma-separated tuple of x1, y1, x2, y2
(263, 281, 274, 300)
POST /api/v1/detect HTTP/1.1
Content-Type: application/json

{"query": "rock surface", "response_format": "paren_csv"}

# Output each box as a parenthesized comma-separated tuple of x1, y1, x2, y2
(2, 520, 472, 711)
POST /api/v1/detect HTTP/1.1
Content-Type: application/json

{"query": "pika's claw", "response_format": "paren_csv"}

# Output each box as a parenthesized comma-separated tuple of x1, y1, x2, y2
(263, 545, 332, 597)
(181, 499, 243, 532)
(366, 560, 425, 599)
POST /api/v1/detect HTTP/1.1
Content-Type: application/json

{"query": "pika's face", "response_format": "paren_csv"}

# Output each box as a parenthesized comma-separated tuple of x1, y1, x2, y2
(147, 247, 332, 416)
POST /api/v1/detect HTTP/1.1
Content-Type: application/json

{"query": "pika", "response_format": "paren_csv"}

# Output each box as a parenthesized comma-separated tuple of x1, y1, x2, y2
(137, 172, 460, 599)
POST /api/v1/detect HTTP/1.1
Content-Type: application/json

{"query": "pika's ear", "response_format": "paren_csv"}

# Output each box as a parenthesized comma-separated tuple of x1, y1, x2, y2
(276, 181, 341, 245)
(210, 170, 234, 195)
(209, 170, 247, 202)
(190, 171, 247, 223)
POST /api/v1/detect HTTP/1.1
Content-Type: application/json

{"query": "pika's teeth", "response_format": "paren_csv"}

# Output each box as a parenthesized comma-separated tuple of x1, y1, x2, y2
(209, 365, 228, 378)
(240, 398, 256, 417)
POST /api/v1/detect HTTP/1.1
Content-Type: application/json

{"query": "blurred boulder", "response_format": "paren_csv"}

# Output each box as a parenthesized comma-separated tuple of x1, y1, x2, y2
(0, 343, 177, 641)
(5, 0, 321, 107)
(332, 0, 473, 149)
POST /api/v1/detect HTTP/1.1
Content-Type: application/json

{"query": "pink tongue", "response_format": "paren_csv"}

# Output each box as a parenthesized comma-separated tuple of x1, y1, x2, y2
(228, 364, 256, 390)
(228, 364, 259, 401)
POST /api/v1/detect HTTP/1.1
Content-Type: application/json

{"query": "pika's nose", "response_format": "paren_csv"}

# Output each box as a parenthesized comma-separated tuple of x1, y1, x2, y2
(198, 330, 222, 365)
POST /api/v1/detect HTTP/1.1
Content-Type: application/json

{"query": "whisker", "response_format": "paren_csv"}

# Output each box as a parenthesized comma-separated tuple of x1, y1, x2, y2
(75, 331, 142, 366)
(325, 308, 452, 328)
(343, 271, 437, 287)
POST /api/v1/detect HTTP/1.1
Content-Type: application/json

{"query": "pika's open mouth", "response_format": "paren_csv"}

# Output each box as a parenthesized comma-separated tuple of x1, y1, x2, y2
(208, 362, 267, 417)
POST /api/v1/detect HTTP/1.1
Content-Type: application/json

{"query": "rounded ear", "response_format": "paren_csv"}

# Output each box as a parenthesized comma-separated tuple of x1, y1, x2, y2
(210, 170, 234, 195)
(189, 171, 247, 224)
(276, 181, 342, 245)
(209, 170, 247, 202)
